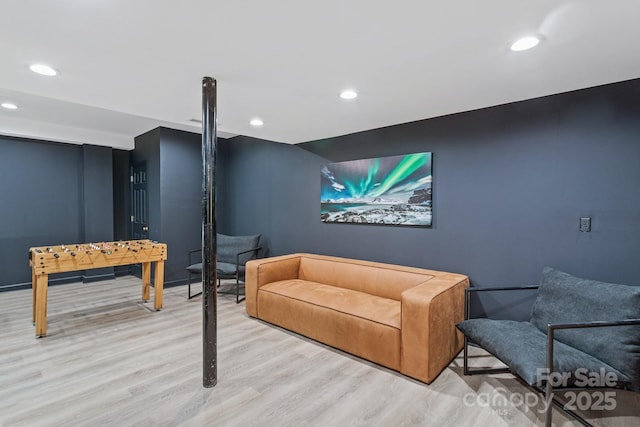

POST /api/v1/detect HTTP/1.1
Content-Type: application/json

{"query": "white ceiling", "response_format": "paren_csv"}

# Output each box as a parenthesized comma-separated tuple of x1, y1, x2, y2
(1, 1, 639, 150)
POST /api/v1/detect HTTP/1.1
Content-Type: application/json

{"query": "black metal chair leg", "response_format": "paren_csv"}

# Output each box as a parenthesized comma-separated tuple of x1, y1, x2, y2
(463, 336, 469, 375)
(235, 273, 245, 304)
(188, 272, 202, 299)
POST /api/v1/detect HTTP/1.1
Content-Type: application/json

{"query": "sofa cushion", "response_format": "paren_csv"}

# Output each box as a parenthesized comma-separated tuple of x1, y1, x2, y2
(260, 279, 401, 328)
(298, 256, 432, 300)
(217, 233, 260, 265)
(530, 267, 640, 390)
(257, 279, 401, 370)
(457, 318, 630, 388)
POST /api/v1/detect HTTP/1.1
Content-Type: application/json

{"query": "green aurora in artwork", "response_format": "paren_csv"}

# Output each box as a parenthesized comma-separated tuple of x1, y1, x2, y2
(321, 152, 432, 226)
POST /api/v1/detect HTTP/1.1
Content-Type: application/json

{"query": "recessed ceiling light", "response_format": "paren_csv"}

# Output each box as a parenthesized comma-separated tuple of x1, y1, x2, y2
(250, 118, 264, 127)
(29, 63, 58, 76)
(510, 36, 541, 52)
(340, 90, 358, 100)
(1, 102, 18, 110)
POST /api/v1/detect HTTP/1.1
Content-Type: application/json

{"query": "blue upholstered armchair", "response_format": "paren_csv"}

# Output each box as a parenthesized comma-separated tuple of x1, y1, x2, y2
(187, 233, 262, 303)
(456, 267, 640, 427)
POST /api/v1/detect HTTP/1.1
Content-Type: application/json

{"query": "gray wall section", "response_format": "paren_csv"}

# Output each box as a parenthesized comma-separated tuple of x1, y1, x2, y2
(158, 128, 203, 284)
(216, 137, 231, 234)
(112, 149, 132, 276)
(130, 127, 227, 286)
(81, 145, 115, 281)
(112, 149, 131, 242)
(224, 136, 325, 258)
(226, 79, 640, 319)
(1, 127, 218, 290)
(0, 137, 115, 289)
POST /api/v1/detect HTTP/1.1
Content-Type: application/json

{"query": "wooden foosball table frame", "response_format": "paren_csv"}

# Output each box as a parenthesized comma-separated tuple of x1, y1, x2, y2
(28, 240, 167, 337)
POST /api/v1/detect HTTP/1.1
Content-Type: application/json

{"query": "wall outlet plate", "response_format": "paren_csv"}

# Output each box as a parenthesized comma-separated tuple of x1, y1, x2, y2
(580, 216, 591, 232)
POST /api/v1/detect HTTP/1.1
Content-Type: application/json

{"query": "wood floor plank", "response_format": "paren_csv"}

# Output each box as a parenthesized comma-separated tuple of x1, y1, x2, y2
(1, 276, 638, 426)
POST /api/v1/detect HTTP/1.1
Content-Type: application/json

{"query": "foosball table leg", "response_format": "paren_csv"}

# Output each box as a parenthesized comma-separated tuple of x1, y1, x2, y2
(35, 274, 49, 337)
(154, 260, 164, 310)
(32, 269, 37, 324)
(142, 262, 151, 301)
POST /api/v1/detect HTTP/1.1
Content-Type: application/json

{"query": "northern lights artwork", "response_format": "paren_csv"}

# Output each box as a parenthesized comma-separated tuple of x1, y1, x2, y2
(321, 152, 432, 227)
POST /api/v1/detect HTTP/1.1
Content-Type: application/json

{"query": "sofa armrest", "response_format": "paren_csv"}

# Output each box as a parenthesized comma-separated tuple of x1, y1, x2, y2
(400, 274, 469, 383)
(245, 254, 302, 317)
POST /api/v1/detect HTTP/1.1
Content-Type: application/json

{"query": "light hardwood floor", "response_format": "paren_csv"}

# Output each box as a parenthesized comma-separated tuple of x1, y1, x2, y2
(1, 276, 638, 427)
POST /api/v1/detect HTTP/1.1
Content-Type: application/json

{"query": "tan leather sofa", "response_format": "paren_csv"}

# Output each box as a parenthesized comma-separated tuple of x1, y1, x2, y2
(245, 253, 469, 383)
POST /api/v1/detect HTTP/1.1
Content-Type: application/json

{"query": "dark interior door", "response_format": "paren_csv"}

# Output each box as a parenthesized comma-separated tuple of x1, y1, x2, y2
(131, 162, 149, 239)
(131, 162, 149, 276)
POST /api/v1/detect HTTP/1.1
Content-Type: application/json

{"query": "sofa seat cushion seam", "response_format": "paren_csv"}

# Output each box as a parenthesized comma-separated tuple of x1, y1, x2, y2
(259, 285, 400, 330)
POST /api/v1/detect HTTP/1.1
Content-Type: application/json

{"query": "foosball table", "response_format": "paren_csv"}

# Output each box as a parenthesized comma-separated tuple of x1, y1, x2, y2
(28, 240, 167, 337)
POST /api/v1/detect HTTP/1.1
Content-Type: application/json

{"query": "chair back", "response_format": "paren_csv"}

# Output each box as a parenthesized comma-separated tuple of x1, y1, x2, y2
(217, 233, 261, 265)
(530, 267, 640, 391)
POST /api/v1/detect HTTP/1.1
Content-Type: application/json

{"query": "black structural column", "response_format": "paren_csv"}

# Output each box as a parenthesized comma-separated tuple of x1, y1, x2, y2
(202, 77, 218, 388)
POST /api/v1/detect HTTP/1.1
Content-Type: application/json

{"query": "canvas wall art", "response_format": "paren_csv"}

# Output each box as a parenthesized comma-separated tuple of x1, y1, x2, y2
(321, 152, 432, 227)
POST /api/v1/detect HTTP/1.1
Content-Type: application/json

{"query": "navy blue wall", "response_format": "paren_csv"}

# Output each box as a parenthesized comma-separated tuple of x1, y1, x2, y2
(130, 127, 231, 286)
(81, 144, 115, 281)
(112, 150, 131, 241)
(224, 137, 325, 258)
(1, 127, 225, 290)
(225, 79, 640, 319)
(112, 149, 131, 276)
(0, 137, 114, 289)
(158, 128, 203, 284)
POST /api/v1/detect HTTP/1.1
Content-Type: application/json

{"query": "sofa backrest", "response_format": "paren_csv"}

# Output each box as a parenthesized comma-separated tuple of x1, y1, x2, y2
(217, 233, 261, 265)
(530, 267, 640, 390)
(298, 254, 433, 300)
